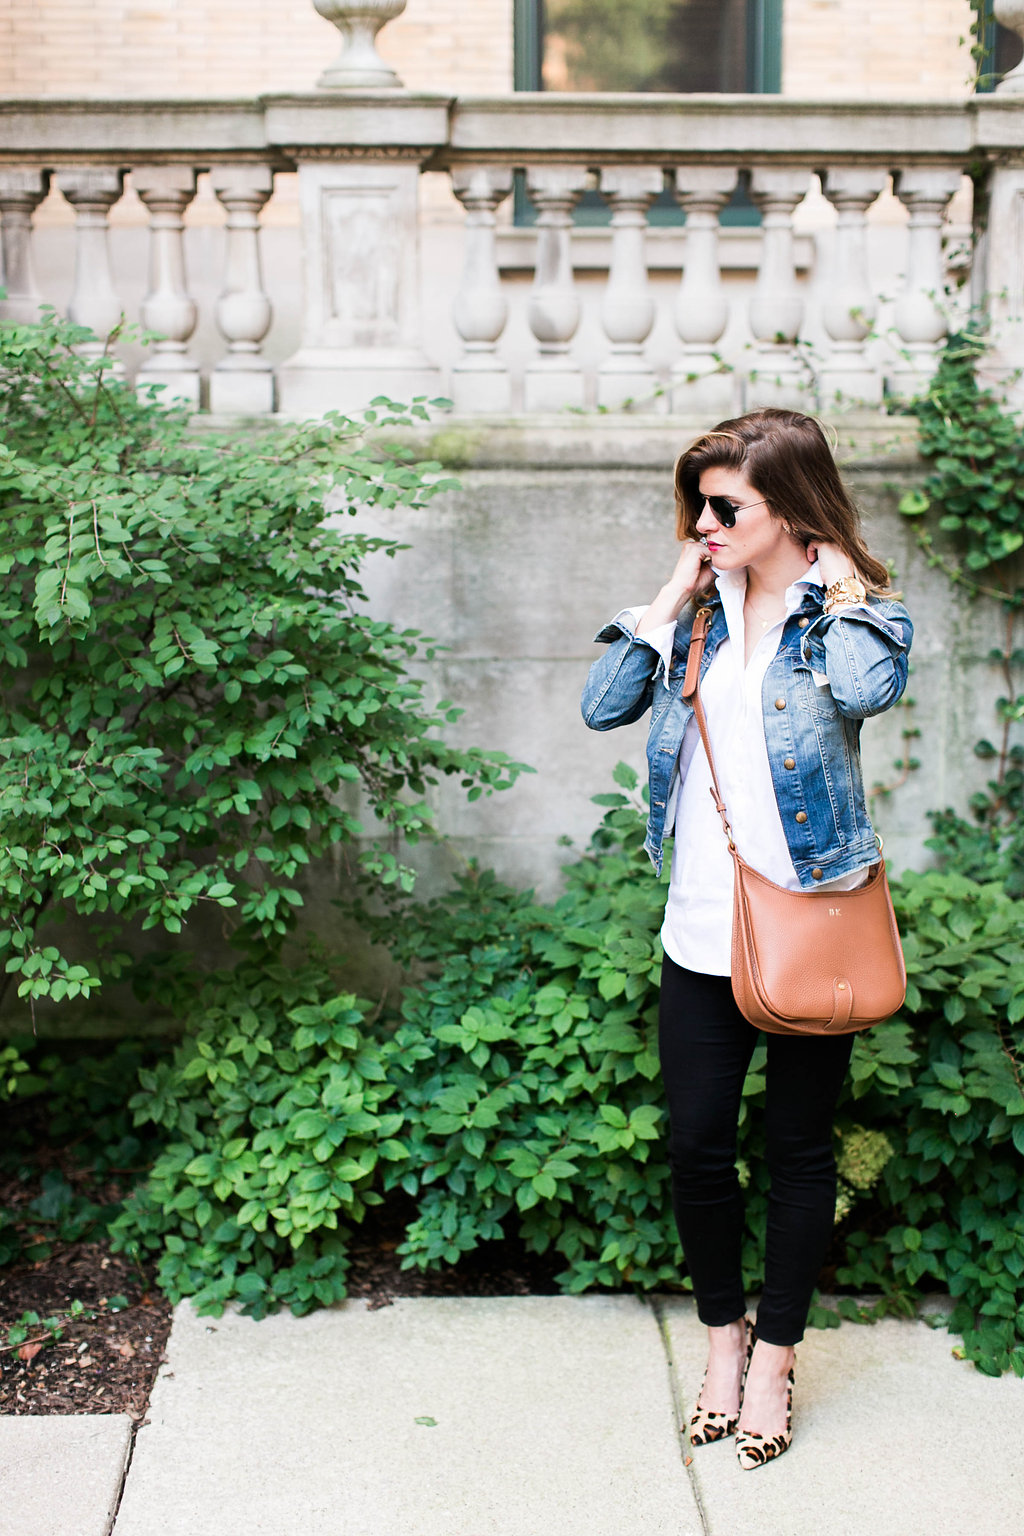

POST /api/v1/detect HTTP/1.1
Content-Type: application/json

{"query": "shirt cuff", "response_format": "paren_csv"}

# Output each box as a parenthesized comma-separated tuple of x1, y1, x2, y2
(616, 607, 677, 690)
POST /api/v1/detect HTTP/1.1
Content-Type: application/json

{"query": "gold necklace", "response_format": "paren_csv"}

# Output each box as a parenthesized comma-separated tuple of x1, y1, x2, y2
(745, 592, 783, 630)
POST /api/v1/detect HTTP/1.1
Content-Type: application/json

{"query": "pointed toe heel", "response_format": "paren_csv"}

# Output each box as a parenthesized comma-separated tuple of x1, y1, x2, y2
(735, 1364, 794, 1470)
(687, 1317, 754, 1447)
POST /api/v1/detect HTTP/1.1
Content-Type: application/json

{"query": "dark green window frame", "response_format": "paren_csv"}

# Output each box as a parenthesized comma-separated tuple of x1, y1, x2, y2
(513, 0, 783, 93)
(747, 0, 783, 94)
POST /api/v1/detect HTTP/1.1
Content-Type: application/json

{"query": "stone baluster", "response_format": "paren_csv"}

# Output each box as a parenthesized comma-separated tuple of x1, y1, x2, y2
(55, 169, 126, 372)
(671, 167, 739, 416)
(994, 2, 1024, 91)
(595, 167, 663, 411)
(747, 170, 812, 410)
(133, 166, 200, 408)
(524, 166, 589, 412)
(891, 170, 962, 397)
(209, 165, 275, 416)
(818, 169, 889, 408)
(0, 169, 49, 323)
(450, 167, 513, 414)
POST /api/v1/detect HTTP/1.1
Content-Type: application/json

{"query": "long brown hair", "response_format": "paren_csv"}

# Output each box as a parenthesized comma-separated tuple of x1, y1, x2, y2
(674, 408, 891, 592)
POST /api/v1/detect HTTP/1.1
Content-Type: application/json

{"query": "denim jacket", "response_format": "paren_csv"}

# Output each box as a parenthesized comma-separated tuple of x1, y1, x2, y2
(580, 586, 913, 885)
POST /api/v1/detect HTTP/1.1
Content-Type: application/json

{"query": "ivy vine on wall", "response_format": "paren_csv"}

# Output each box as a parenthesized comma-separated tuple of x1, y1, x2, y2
(901, 328, 1024, 894)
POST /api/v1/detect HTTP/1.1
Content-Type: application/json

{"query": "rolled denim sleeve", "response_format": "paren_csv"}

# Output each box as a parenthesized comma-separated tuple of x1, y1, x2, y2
(582, 609, 677, 730)
(800, 600, 912, 718)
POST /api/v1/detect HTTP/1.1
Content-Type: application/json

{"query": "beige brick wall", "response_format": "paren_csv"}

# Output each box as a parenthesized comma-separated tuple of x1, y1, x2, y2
(0, 0, 515, 98)
(783, 0, 976, 98)
(0, 0, 977, 101)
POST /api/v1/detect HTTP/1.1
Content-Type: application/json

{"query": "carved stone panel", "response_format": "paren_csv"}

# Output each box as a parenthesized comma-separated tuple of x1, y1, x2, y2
(279, 158, 439, 416)
(322, 186, 403, 348)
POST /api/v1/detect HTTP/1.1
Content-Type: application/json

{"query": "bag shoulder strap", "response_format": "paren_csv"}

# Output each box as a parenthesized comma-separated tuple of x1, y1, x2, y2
(681, 605, 735, 850)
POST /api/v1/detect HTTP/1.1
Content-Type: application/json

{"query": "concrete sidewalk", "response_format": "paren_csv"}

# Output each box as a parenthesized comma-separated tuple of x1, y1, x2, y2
(5, 1295, 1024, 1536)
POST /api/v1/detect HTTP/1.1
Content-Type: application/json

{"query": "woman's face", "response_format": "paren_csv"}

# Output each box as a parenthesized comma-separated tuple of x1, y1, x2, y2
(694, 465, 804, 574)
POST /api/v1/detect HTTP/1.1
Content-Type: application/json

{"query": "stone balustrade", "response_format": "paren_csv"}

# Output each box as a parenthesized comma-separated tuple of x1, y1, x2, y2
(2, 91, 1024, 417)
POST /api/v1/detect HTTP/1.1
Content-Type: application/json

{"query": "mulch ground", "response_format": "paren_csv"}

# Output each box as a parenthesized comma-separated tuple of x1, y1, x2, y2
(0, 1243, 173, 1420)
(0, 1195, 563, 1420)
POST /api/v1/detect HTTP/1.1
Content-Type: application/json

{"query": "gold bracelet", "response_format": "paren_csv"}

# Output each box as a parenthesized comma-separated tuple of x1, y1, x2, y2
(823, 576, 867, 613)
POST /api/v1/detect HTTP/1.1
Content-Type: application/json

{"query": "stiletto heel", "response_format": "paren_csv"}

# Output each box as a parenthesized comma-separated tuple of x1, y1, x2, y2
(735, 1363, 794, 1469)
(688, 1317, 754, 1447)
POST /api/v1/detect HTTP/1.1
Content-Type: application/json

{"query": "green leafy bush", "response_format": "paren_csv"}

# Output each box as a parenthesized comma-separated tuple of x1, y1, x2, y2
(109, 959, 397, 1316)
(0, 312, 522, 1014)
(836, 869, 1024, 1374)
(377, 777, 682, 1292)
(380, 810, 1024, 1374)
(112, 776, 1024, 1371)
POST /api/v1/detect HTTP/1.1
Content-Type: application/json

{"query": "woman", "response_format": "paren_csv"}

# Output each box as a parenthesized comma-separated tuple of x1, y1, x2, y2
(580, 409, 912, 1469)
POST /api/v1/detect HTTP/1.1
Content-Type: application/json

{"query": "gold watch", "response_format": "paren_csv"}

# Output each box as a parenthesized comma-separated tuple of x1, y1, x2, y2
(823, 576, 867, 613)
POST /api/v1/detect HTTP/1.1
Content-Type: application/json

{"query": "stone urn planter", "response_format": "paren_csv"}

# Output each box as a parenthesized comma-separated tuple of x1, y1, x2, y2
(313, 0, 407, 89)
(993, 2, 1024, 91)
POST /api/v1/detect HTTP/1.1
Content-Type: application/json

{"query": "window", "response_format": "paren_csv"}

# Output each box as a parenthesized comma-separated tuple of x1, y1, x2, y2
(512, 1, 782, 223)
(514, 0, 782, 94)
(974, 0, 1024, 92)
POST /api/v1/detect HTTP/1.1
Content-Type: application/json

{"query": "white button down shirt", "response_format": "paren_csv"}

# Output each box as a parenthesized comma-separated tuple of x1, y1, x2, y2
(621, 562, 867, 977)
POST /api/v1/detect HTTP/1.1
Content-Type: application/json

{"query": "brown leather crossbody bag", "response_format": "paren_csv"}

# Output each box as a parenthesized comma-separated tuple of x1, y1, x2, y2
(681, 605, 906, 1036)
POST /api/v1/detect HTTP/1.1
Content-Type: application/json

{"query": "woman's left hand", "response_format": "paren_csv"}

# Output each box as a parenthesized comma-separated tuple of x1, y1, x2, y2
(804, 539, 858, 586)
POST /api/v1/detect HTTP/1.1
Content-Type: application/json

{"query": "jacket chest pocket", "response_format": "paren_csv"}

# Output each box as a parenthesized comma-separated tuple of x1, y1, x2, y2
(809, 683, 838, 719)
(795, 665, 837, 720)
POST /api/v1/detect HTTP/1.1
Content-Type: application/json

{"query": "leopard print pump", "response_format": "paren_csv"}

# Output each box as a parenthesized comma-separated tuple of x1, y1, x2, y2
(687, 1317, 755, 1447)
(734, 1364, 794, 1470)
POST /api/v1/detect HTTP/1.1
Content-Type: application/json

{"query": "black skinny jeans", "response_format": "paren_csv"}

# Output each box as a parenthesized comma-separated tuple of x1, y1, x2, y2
(658, 956, 854, 1346)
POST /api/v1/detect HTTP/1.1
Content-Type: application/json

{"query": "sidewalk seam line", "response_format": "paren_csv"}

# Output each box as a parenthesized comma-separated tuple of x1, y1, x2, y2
(106, 1413, 141, 1535)
(649, 1296, 710, 1536)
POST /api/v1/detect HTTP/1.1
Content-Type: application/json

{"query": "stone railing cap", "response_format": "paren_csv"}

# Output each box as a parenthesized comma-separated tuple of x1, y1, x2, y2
(3, 91, 1024, 166)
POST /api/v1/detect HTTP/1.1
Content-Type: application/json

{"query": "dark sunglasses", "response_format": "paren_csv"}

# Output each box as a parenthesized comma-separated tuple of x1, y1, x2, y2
(697, 494, 769, 529)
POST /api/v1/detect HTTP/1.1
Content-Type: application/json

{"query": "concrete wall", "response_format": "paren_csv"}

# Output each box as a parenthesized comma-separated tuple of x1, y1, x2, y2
(344, 417, 1013, 902)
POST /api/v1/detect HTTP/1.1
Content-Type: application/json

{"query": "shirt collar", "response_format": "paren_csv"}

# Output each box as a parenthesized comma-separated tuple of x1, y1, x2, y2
(712, 561, 823, 661)
(714, 559, 824, 614)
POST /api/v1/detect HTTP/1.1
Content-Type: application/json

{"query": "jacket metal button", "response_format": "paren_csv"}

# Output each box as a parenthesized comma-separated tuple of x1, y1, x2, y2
(812, 867, 824, 879)
(783, 756, 796, 769)
(774, 698, 786, 710)
(795, 810, 808, 823)
(798, 617, 810, 628)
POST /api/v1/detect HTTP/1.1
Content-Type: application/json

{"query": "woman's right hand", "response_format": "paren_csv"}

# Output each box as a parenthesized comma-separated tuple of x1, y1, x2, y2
(635, 539, 714, 636)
